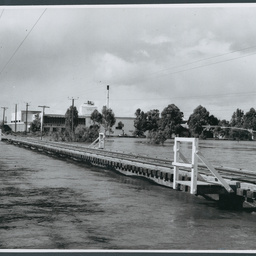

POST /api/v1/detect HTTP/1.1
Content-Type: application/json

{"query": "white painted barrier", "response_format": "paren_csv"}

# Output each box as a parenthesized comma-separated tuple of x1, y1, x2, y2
(172, 137, 198, 194)
(98, 133, 105, 149)
(172, 137, 233, 194)
(89, 133, 105, 149)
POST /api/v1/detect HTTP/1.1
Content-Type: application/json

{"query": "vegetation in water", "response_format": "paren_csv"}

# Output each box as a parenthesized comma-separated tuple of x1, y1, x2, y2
(8, 102, 256, 144)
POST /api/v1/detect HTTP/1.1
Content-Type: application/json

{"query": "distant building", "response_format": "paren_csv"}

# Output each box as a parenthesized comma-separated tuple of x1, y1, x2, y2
(111, 117, 135, 136)
(79, 101, 97, 128)
(7, 110, 41, 132)
(43, 114, 86, 133)
(7, 102, 136, 136)
(79, 101, 135, 136)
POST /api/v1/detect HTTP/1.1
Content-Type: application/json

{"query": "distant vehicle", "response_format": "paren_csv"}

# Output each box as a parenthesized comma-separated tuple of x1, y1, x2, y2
(118, 133, 127, 137)
(136, 134, 146, 138)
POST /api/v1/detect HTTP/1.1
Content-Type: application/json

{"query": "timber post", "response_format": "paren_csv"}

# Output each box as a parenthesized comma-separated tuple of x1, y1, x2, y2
(172, 137, 180, 190)
(191, 138, 199, 194)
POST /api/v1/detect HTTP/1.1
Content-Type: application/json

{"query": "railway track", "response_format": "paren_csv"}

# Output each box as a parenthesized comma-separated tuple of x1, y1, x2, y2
(9, 137, 256, 185)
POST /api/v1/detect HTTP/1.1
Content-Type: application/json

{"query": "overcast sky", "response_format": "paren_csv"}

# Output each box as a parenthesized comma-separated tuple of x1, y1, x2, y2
(0, 4, 256, 122)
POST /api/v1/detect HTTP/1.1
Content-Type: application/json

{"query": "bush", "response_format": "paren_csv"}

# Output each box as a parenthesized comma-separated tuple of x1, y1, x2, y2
(148, 130, 167, 145)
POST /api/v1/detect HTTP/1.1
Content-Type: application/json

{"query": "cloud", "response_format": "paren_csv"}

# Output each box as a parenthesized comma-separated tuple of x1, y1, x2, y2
(1, 5, 256, 121)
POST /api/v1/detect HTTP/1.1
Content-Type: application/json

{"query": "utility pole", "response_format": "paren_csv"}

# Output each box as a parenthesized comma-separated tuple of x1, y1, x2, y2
(68, 97, 79, 133)
(25, 103, 29, 135)
(15, 104, 17, 133)
(106, 85, 110, 109)
(1, 107, 8, 129)
(38, 105, 50, 140)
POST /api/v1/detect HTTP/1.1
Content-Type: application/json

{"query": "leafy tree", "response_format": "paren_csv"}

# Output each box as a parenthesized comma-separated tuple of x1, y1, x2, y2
(117, 121, 124, 129)
(65, 105, 79, 132)
(101, 106, 116, 135)
(90, 106, 116, 136)
(133, 108, 148, 137)
(75, 125, 88, 141)
(243, 108, 256, 131)
(230, 108, 244, 127)
(30, 114, 41, 132)
(88, 124, 101, 141)
(219, 119, 230, 127)
(209, 114, 219, 126)
(74, 124, 100, 142)
(188, 105, 210, 137)
(146, 109, 160, 142)
(229, 108, 247, 140)
(216, 119, 230, 138)
(158, 104, 183, 138)
(146, 109, 160, 132)
(91, 109, 103, 125)
(148, 130, 167, 145)
(116, 121, 125, 135)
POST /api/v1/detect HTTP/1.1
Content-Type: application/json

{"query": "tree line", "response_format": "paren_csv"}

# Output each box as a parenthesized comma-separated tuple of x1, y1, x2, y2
(29, 103, 256, 143)
(133, 104, 256, 143)
(47, 105, 116, 142)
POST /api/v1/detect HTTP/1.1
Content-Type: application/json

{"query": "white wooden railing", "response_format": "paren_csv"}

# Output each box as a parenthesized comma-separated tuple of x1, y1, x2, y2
(88, 133, 105, 149)
(172, 137, 233, 194)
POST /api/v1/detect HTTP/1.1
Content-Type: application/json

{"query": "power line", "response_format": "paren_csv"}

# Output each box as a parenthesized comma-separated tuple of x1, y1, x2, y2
(85, 90, 256, 102)
(0, 9, 4, 20)
(0, 8, 47, 76)
(146, 51, 256, 81)
(149, 45, 256, 77)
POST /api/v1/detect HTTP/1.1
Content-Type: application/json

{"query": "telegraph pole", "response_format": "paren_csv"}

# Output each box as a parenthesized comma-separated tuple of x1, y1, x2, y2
(15, 104, 17, 133)
(1, 107, 8, 129)
(25, 103, 29, 135)
(106, 85, 110, 108)
(68, 97, 79, 133)
(38, 105, 50, 140)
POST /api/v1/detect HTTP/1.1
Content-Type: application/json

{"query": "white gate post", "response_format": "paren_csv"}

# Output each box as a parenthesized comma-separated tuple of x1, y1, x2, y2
(173, 138, 180, 190)
(190, 138, 199, 194)
(0, 129, 2, 141)
(98, 133, 105, 149)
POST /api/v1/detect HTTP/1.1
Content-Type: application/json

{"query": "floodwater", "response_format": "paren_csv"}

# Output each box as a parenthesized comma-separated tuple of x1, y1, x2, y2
(1, 138, 256, 250)
(104, 138, 256, 172)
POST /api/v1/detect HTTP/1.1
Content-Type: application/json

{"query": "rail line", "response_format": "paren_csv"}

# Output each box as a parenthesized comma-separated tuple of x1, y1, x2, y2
(11, 137, 256, 185)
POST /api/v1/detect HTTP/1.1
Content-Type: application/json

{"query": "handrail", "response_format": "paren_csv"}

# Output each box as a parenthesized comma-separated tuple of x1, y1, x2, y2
(172, 137, 234, 195)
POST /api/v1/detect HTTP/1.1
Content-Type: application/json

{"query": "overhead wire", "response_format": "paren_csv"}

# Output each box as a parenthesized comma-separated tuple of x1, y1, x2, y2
(0, 9, 4, 20)
(83, 89, 256, 102)
(147, 45, 256, 77)
(18, 43, 256, 112)
(0, 8, 47, 76)
(76, 45, 256, 106)
(153, 51, 256, 79)
(1, 8, 256, 116)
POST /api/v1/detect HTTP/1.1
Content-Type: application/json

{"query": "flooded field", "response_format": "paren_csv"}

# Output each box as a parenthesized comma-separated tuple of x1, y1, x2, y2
(1, 138, 256, 250)
(104, 138, 256, 172)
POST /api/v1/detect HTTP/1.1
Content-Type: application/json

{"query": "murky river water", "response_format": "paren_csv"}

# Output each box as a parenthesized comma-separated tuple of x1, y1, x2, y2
(1, 138, 256, 250)
(105, 138, 256, 172)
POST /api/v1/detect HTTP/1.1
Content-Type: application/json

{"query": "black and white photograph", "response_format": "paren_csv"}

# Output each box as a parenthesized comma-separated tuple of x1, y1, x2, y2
(1, 3, 256, 251)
